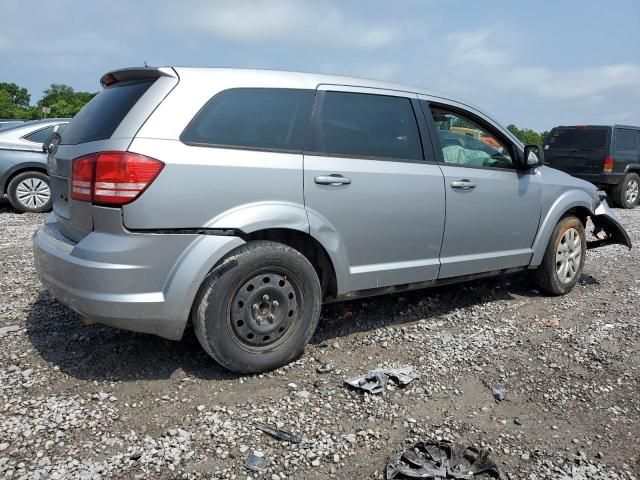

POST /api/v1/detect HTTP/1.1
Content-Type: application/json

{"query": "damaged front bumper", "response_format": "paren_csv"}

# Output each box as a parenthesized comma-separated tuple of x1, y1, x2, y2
(588, 200, 632, 250)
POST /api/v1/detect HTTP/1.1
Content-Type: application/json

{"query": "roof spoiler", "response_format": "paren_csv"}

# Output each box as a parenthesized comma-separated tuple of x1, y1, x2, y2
(100, 67, 178, 88)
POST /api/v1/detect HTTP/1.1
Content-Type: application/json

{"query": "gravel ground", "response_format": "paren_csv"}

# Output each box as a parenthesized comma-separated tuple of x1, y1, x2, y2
(0, 198, 639, 480)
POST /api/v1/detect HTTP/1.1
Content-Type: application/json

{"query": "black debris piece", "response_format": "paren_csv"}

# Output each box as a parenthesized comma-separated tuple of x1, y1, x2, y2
(245, 451, 268, 472)
(386, 440, 502, 479)
(254, 421, 303, 444)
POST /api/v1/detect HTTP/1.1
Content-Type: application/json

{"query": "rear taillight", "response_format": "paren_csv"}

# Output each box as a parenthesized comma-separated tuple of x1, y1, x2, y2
(603, 155, 615, 173)
(71, 152, 164, 206)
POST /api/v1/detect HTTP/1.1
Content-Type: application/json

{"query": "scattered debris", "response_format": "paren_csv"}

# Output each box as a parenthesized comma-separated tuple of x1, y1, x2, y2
(440, 330, 455, 344)
(0, 325, 20, 336)
(245, 451, 268, 472)
(491, 384, 506, 402)
(316, 361, 336, 374)
(254, 421, 303, 444)
(386, 440, 502, 479)
(345, 366, 415, 394)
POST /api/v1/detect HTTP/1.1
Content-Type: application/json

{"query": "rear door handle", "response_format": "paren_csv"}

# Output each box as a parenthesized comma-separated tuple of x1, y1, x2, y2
(314, 175, 352, 186)
(450, 179, 476, 190)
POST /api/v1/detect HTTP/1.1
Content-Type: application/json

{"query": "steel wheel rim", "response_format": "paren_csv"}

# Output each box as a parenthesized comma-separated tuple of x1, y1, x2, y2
(625, 179, 639, 204)
(229, 270, 301, 351)
(16, 177, 50, 209)
(556, 227, 581, 284)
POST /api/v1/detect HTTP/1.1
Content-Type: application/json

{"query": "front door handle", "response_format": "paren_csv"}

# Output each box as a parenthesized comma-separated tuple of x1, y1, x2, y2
(314, 175, 352, 186)
(450, 179, 476, 190)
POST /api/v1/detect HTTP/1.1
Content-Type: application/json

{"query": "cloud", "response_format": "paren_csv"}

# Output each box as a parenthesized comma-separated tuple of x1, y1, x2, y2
(167, 0, 398, 49)
(446, 28, 640, 102)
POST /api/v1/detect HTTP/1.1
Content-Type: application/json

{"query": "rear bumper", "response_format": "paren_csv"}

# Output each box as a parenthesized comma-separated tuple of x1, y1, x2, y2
(33, 212, 244, 340)
(569, 172, 624, 186)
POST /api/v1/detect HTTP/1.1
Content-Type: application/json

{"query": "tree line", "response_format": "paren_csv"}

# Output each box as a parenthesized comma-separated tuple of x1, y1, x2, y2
(0, 82, 96, 120)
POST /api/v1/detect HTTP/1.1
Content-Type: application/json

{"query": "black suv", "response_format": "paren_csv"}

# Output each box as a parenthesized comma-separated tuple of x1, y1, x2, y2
(544, 125, 640, 208)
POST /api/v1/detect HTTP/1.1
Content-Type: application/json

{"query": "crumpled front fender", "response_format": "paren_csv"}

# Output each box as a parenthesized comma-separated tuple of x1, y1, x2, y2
(589, 201, 632, 250)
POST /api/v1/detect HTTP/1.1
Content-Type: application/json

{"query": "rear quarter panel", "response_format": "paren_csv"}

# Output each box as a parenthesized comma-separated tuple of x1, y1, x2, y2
(0, 149, 47, 193)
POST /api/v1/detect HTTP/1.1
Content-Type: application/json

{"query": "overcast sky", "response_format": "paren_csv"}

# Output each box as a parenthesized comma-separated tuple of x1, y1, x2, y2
(1, 0, 638, 130)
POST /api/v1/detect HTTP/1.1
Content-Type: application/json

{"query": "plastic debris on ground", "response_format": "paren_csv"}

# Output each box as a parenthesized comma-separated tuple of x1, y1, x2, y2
(386, 440, 502, 479)
(254, 421, 303, 444)
(345, 366, 415, 394)
(491, 384, 506, 402)
(245, 451, 268, 472)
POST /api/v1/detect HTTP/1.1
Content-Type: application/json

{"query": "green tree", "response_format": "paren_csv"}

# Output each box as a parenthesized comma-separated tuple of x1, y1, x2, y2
(0, 82, 32, 118)
(507, 124, 546, 145)
(37, 84, 96, 117)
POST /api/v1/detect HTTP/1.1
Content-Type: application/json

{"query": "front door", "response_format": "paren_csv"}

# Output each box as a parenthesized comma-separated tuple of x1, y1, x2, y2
(423, 101, 542, 278)
(303, 87, 446, 293)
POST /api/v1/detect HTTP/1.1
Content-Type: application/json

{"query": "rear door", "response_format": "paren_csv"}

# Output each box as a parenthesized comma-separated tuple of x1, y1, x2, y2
(303, 86, 446, 292)
(421, 100, 541, 278)
(543, 126, 610, 179)
(612, 127, 639, 171)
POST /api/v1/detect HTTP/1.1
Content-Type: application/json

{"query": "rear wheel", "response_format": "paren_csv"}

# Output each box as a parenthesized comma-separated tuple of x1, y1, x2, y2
(7, 171, 52, 213)
(533, 215, 586, 295)
(611, 172, 640, 209)
(193, 240, 321, 373)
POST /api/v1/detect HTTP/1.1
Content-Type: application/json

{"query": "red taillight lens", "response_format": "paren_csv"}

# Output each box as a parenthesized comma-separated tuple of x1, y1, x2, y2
(603, 155, 615, 173)
(71, 154, 96, 202)
(71, 152, 164, 206)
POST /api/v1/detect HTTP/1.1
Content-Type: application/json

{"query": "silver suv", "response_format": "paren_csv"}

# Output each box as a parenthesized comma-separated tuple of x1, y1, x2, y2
(34, 67, 631, 373)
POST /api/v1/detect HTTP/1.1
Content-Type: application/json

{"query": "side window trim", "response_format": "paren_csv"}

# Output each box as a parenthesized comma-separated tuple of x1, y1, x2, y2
(303, 89, 429, 163)
(423, 100, 521, 171)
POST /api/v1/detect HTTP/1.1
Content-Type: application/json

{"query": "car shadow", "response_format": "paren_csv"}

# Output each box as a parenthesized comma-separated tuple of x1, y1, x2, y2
(26, 271, 546, 383)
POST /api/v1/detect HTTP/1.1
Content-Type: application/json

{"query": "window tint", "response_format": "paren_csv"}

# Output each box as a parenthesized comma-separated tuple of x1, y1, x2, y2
(181, 88, 315, 152)
(61, 80, 154, 145)
(24, 126, 54, 144)
(545, 127, 609, 150)
(429, 105, 513, 169)
(614, 128, 637, 152)
(307, 91, 423, 161)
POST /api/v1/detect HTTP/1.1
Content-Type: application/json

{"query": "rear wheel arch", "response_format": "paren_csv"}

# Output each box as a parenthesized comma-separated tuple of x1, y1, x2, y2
(3, 165, 48, 194)
(243, 228, 338, 300)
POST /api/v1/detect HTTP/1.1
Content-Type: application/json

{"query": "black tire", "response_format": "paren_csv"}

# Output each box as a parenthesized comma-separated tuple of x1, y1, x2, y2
(610, 172, 640, 209)
(7, 171, 52, 213)
(533, 215, 586, 295)
(192, 240, 322, 374)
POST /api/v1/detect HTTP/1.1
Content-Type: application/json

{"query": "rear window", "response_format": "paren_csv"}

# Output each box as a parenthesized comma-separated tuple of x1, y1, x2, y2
(614, 128, 637, 152)
(545, 127, 609, 150)
(24, 126, 55, 143)
(61, 79, 154, 145)
(306, 91, 423, 161)
(181, 88, 315, 152)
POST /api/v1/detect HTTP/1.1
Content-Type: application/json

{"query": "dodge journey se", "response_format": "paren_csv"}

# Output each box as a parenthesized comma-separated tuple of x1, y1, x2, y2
(34, 67, 631, 373)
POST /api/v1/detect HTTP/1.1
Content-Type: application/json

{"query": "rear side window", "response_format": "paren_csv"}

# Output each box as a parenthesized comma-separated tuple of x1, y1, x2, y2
(24, 126, 55, 143)
(614, 128, 637, 152)
(181, 88, 315, 152)
(61, 80, 154, 145)
(307, 91, 423, 161)
(545, 127, 609, 150)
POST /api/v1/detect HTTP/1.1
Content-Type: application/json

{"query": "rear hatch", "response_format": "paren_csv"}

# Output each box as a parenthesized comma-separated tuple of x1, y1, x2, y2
(544, 126, 611, 177)
(48, 68, 178, 242)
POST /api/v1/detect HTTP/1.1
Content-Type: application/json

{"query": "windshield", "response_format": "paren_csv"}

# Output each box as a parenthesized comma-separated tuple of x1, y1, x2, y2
(545, 127, 609, 150)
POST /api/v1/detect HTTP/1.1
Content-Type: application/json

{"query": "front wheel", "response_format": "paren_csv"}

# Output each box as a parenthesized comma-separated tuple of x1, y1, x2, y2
(533, 215, 586, 295)
(193, 240, 322, 374)
(7, 171, 52, 213)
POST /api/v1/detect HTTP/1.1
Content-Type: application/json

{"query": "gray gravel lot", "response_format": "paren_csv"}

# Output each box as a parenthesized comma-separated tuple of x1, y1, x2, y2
(0, 198, 639, 479)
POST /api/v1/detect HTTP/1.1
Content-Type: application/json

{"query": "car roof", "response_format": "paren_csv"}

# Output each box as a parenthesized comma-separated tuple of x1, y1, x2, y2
(0, 118, 70, 138)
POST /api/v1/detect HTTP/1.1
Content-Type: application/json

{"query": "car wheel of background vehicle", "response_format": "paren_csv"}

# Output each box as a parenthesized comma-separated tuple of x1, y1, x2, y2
(533, 215, 586, 296)
(611, 172, 640, 209)
(7, 171, 52, 213)
(193, 240, 322, 374)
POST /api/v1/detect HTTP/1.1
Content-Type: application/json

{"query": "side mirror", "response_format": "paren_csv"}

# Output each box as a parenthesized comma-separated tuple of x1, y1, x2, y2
(43, 125, 61, 153)
(523, 144, 544, 169)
